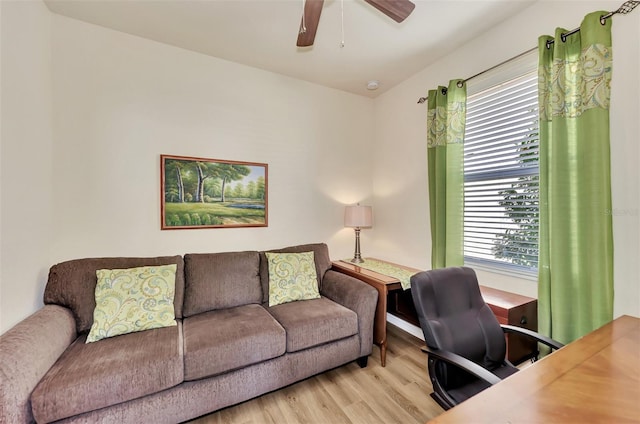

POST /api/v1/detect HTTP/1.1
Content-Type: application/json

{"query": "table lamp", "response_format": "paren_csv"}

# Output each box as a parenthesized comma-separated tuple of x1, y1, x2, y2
(344, 204, 373, 263)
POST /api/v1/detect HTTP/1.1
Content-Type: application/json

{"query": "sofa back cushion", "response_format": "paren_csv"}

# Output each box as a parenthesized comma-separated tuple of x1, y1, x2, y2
(183, 251, 261, 317)
(44, 256, 185, 334)
(259, 243, 332, 304)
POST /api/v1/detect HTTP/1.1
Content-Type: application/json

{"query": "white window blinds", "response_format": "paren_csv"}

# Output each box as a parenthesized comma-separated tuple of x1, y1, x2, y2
(463, 69, 540, 274)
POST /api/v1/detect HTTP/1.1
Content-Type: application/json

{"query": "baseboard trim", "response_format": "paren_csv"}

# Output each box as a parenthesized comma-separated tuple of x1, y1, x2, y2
(387, 313, 424, 341)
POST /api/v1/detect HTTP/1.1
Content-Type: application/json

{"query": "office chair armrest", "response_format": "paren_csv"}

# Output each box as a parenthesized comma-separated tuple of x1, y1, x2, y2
(422, 345, 502, 385)
(501, 324, 564, 351)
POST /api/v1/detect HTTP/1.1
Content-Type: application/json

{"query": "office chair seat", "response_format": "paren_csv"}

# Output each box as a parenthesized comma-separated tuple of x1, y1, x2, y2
(446, 361, 518, 405)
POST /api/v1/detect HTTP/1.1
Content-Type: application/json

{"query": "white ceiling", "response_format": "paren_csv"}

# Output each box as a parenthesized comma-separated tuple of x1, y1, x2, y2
(44, 0, 535, 98)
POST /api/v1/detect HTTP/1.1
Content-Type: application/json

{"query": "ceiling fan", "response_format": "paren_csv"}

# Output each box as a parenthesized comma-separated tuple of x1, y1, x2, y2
(297, 0, 416, 47)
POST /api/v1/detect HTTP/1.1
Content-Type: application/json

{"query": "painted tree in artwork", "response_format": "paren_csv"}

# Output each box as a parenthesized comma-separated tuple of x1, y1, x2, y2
(165, 159, 187, 203)
(246, 180, 257, 199)
(231, 183, 245, 199)
(255, 176, 266, 201)
(216, 164, 251, 202)
(195, 161, 219, 203)
(203, 177, 223, 202)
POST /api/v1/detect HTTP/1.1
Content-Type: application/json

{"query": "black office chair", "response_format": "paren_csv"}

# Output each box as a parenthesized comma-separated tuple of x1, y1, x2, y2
(410, 267, 563, 410)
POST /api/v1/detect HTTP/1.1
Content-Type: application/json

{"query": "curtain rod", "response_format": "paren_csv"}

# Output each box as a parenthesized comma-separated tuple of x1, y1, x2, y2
(416, 0, 639, 104)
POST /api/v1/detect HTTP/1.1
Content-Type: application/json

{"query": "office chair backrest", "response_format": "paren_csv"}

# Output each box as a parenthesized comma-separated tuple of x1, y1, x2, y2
(411, 267, 507, 389)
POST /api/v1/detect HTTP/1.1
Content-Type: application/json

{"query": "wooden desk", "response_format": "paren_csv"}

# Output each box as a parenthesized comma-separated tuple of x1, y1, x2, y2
(427, 315, 640, 424)
(331, 259, 407, 367)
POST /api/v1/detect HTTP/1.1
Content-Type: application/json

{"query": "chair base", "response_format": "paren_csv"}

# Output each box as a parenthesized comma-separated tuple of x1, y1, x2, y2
(430, 391, 452, 411)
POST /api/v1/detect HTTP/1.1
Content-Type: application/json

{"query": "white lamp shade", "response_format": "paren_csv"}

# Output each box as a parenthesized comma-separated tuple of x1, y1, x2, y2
(344, 205, 373, 228)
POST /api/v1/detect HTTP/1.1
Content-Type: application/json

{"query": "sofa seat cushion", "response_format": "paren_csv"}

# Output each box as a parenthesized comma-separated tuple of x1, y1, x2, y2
(183, 304, 286, 381)
(31, 324, 183, 423)
(268, 297, 358, 353)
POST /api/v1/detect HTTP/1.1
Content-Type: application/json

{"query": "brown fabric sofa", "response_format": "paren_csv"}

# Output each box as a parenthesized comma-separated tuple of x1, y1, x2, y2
(0, 243, 377, 423)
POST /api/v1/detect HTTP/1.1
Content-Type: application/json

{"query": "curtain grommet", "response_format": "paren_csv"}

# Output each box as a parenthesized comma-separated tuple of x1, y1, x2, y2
(600, 15, 607, 25)
(457, 80, 464, 88)
(560, 33, 567, 42)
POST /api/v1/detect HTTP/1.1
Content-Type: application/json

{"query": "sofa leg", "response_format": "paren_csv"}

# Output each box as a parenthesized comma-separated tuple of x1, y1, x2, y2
(357, 356, 368, 368)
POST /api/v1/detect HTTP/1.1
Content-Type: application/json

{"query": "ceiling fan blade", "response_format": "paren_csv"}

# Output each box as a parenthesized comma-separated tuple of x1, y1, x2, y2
(363, 0, 415, 23)
(296, 0, 325, 47)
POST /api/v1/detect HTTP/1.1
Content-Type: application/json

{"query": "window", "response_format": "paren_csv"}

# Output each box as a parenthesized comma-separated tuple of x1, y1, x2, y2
(463, 54, 539, 277)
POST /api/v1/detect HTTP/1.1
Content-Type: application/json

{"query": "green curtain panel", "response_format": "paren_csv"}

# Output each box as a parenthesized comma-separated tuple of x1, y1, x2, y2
(427, 79, 466, 269)
(537, 11, 614, 344)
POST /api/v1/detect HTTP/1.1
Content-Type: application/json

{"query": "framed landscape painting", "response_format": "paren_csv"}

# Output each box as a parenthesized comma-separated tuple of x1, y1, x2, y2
(161, 154, 268, 229)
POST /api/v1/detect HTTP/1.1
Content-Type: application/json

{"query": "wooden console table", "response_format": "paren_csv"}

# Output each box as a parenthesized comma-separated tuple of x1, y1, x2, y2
(331, 259, 407, 367)
(332, 259, 539, 366)
(478, 285, 538, 364)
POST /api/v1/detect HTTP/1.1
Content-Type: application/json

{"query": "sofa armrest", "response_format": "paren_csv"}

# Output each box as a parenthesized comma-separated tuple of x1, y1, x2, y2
(1, 305, 77, 423)
(321, 270, 378, 358)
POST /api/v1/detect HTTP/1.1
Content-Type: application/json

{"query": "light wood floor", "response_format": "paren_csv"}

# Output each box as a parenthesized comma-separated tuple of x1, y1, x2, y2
(186, 324, 443, 424)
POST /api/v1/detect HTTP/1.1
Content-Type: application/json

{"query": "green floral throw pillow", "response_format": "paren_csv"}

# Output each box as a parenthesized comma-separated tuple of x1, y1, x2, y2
(86, 264, 177, 343)
(266, 251, 321, 307)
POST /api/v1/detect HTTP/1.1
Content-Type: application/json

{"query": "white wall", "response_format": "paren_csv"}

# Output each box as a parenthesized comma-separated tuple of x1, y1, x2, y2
(0, 0, 54, 332)
(49, 14, 374, 267)
(371, 0, 640, 317)
(0, 7, 375, 334)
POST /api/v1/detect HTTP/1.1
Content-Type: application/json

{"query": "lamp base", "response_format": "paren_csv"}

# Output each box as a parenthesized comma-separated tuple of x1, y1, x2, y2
(350, 227, 365, 264)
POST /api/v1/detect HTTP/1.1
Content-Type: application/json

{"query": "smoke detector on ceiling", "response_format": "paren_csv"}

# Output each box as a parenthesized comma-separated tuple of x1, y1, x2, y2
(366, 80, 380, 90)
